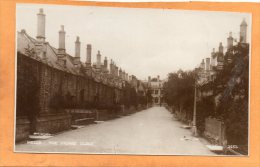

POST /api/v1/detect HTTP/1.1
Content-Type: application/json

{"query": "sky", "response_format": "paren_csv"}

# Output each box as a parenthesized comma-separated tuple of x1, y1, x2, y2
(16, 4, 251, 80)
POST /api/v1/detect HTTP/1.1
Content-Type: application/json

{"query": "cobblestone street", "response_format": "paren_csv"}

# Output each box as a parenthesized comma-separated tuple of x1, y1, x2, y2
(16, 107, 215, 155)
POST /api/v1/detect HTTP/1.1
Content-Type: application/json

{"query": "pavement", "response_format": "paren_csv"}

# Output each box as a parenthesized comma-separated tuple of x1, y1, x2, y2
(15, 106, 216, 155)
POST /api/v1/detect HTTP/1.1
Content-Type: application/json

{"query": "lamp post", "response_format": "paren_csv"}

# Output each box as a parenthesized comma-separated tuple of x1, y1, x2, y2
(192, 74, 198, 137)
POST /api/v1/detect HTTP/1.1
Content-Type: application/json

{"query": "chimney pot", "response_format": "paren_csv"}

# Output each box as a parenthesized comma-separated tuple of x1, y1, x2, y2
(36, 8, 46, 42)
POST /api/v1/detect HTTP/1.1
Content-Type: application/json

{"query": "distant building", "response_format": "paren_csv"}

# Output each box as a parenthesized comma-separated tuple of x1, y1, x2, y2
(147, 75, 165, 105)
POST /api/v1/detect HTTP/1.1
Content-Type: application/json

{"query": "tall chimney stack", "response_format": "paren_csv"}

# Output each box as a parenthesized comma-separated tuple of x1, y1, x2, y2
(104, 57, 108, 70)
(115, 65, 119, 77)
(73, 36, 80, 65)
(219, 42, 223, 54)
(57, 25, 66, 67)
(200, 59, 205, 70)
(118, 68, 122, 78)
(86, 44, 92, 65)
(240, 19, 247, 43)
(122, 71, 125, 80)
(75, 36, 80, 58)
(36, 8, 45, 42)
(110, 59, 113, 75)
(206, 58, 210, 71)
(227, 32, 234, 50)
(148, 76, 151, 82)
(211, 48, 216, 67)
(58, 25, 66, 54)
(211, 48, 215, 57)
(96, 51, 101, 69)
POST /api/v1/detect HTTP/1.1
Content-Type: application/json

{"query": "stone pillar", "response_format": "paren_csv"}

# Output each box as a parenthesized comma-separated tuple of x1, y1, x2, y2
(240, 19, 247, 43)
(36, 8, 45, 42)
(227, 32, 234, 50)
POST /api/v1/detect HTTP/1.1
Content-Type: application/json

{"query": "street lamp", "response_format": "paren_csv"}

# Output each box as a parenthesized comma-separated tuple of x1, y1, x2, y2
(192, 68, 199, 137)
(192, 79, 198, 136)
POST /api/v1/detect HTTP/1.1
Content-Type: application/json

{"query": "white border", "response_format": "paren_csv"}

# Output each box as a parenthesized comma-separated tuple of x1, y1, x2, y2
(13, 3, 252, 156)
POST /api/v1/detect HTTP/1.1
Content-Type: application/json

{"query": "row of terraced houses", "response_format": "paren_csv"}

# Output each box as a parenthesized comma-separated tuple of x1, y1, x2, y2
(15, 8, 153, 142)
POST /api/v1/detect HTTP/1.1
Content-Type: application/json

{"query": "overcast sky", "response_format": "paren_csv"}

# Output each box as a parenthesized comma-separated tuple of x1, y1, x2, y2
(16, 4, 251, 80)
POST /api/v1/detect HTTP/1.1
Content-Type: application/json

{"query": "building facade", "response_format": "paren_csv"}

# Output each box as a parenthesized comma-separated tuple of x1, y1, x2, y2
(147, 76, 164, 105)
(197, 19, 249, 98)
(195, 19, 249, 147)
(15, 8, 144, 142)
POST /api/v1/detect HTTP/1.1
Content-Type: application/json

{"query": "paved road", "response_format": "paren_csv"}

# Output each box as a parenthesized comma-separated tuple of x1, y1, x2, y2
(15, 106, 215, 155)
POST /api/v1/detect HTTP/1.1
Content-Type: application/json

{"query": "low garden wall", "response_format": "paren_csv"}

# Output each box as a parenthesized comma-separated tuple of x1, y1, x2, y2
(204, 117, 226, 146)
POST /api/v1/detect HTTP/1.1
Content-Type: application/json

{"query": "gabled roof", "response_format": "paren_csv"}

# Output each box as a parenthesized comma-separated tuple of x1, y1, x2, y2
(17, 30, 84, 75)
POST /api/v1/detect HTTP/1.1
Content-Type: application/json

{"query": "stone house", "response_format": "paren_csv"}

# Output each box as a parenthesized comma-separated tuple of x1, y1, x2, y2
(15, 8, 132, 142)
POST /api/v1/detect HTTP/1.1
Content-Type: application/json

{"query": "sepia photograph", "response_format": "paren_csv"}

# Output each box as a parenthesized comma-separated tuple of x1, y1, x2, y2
(14, 3, 251, 156)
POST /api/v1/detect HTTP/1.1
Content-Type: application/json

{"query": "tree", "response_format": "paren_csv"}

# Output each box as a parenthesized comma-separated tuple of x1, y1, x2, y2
(211, 43, 249, 153)
(163, 69, 195, 121)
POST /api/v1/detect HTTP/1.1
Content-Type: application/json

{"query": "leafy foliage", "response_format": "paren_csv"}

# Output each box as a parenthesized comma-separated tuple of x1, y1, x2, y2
(163, 70, 195, 120)
(213, 43, 249, 147)
(163, 43, 249, 150)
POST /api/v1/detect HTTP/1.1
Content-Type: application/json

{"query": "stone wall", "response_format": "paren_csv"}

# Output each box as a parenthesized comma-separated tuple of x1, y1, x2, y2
(15, 117, 30, 142)
(16, 52, 123, 141)
(35, 113, 71, 134)
(204, 117, 226, 145)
